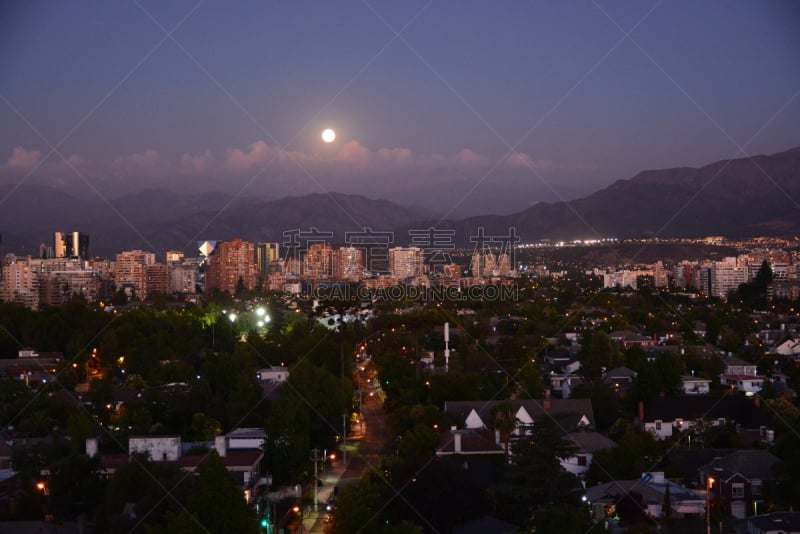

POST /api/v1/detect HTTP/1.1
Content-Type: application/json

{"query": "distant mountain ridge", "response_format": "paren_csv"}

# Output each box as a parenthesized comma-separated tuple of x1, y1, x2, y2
(440, 146, 800, 243)
(0, 147, 798, 257)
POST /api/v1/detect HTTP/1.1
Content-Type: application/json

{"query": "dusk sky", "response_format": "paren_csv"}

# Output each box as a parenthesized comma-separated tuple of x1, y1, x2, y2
(1, 1, 798, 215)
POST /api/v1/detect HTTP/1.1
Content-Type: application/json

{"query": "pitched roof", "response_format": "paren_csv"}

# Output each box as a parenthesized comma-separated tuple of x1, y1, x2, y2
(605, 366, 636, 379)
(437, 428, 503, 455)
(177, 450, 263, 469)
(644, 396, 770, 428)
(698, 450, 780, 482)
(564, 432, 617, 453)
(444, 398, 595, 430)
(745, 512, 800, 532)
(681, 375, 711, 383)
(585, 478, 700, 506)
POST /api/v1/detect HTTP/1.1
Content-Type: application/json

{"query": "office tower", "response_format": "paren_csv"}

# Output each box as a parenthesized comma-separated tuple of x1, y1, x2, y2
(54, 231, 89, 259)
(256, 243, 280, 274)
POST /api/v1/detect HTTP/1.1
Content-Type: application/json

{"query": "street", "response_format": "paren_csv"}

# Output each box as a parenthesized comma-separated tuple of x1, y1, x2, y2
(298, 388, 388, 533)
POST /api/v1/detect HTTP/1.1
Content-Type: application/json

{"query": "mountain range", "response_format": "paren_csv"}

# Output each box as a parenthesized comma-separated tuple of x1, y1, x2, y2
(1, 147, 798, 258)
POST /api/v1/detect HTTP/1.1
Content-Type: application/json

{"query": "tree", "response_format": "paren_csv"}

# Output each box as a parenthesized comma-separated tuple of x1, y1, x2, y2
(396, 423, 438, 463)
(327, 471, 384, 534)
(579, 331, 622, 381)
(492, 400, 517, 462)
(492, 416, 581, 528)
(98, 453, 189, 533)
(48, 453, 103, 520)
(185, 451, 257, 533)
(515, 362, 544, 399)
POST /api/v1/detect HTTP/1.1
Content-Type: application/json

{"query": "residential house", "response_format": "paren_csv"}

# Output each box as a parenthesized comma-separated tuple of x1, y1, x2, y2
(722, 357, 758, 376)
(698, 450, 780, 519)
(86, 429, 265, 502)
(585, 472, 705, 521)
(741, 512, 800, 534)
(560, 431, 616, 477)
(257, 366, 289, 382)
(773, 336, 800, 356)
(444, 398, 595, 437)
(548, 372, 583, 398)
(681, 375, 712, 395)
(436, 427, 504, 457)
(602, 366, 636, 394)
(719, 357, 763, 394)
(640, 395, 773, 443)
(609, 331, 657, 349)
(543, 348, 581, 373)
(0, 441, 12, 472)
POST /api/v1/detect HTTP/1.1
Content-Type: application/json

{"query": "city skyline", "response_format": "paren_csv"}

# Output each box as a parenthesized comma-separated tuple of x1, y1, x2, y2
(1, 2, 798, 217)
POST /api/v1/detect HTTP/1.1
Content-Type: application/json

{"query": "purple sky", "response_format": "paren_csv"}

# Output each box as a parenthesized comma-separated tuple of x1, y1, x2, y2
(1, 1, 798, 216)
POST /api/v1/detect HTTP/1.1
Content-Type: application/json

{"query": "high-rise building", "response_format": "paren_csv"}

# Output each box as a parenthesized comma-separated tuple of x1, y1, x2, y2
(673, 261, 694, 289)
(603, 270, 637, 289)
(169, 260, 198, 294)
(146, 264, 169, 295)
(334, 246, 364, 281)
(711, 257, 748, 298)
(470, 252, 483, 278)
(654, 261, 669, 288)
(0, 256, 40, 309)
(482, 252, 497, 276)
(165, 251, 185, 264)
(497, 254, 511, 276)
(205, 239, 256, 294)
(303, 243, 334, 278)
(389, 247, 423, 280)
(693, 263, 713, 295)
(443, 263, 460, 279)
(54, 232, 89, 259)
(115, 250, 156, 298)
(256, 243, 280, 274)
(40, 269, 101, 306)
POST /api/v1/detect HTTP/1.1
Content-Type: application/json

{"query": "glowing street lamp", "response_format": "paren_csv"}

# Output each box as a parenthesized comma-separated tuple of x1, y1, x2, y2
(706, 476, 715, 534)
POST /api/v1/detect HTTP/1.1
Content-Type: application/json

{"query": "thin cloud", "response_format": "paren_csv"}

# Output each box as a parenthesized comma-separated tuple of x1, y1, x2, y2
(454, 148, 488, 166)
(114, 148, 161, 169)
(335, 140, 372, 167)
(180, 150, 214, 174)
(6, 146, 42, 169)
(504, 152, 558, 170)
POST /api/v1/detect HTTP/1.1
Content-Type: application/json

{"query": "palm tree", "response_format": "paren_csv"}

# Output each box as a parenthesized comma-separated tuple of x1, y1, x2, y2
(493, 400, 517, 462)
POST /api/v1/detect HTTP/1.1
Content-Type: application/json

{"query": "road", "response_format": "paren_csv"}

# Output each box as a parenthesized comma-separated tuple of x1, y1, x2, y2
(299, 389, 388, 533)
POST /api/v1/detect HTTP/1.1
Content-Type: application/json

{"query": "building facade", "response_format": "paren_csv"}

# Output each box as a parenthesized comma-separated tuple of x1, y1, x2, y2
(205, 239, 256, 294)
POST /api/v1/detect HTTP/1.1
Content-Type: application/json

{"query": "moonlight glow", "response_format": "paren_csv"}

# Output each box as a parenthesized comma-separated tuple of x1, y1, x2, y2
(321, 129, 336, 143)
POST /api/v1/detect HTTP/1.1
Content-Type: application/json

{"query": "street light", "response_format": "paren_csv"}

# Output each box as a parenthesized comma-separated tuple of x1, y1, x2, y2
(706, 476, 714, 534)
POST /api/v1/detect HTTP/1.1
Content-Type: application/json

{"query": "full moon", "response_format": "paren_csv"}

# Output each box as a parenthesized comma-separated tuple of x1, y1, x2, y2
(321, 129, 336, 143)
